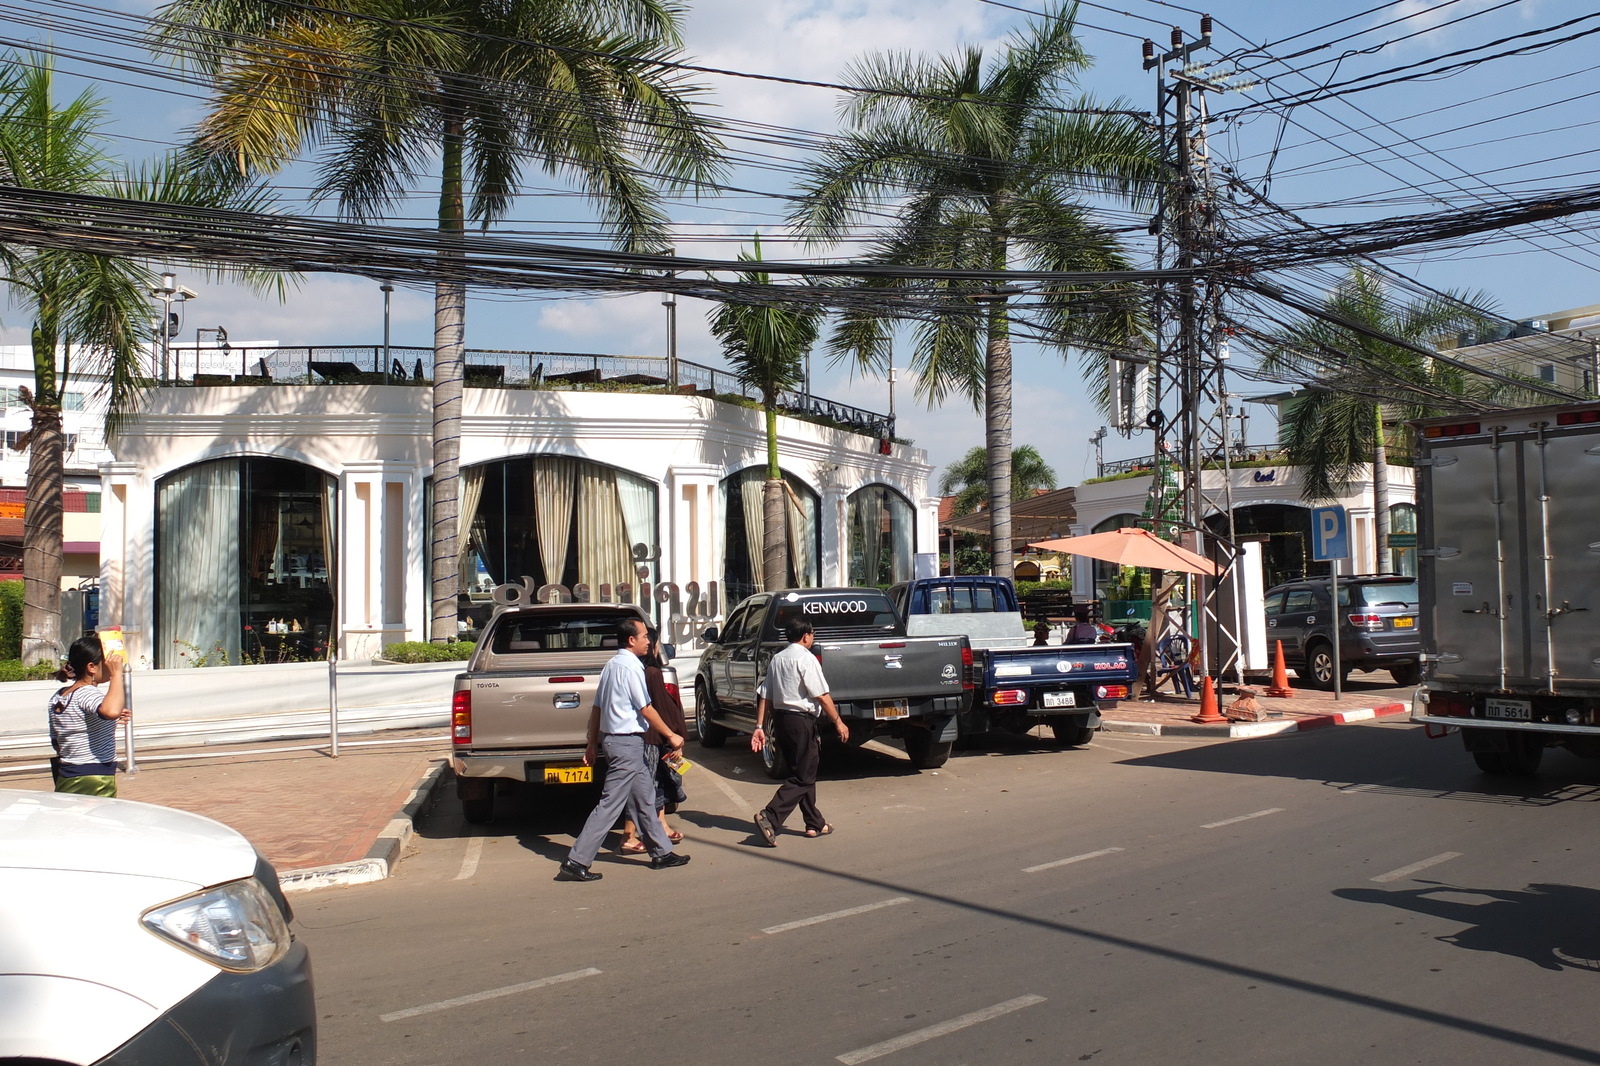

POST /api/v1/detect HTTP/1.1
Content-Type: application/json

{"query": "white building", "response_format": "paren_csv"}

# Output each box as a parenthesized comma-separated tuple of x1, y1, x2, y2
(97, 351, 937, 669)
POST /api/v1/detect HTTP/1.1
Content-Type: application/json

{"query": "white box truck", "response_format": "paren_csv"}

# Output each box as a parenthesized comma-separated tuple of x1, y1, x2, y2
(1411, 401, 1600, 774)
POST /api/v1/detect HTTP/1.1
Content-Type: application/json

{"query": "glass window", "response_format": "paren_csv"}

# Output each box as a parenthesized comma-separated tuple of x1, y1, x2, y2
(769, 590, 899, 638)
(490, 607, 638, 652)
(1263, 590, 1286, 615)
(158, 457, 336, 668)
(62, 392, 85, 411)
(1355, 581, 1417, 607)
(1284, 589, 1316, 612)
(846, 484, 914, 588)
(720, 468, 821, 605)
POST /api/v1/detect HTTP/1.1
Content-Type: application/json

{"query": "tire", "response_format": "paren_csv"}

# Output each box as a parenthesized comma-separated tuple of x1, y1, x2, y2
(1390, 663, 1422, 687)
(1305, 642, 1343, 691)
(1051, 722, 1096, 748)
(1470, 733, 1544, 776)
(459, 780, 495, 825)
(696, 683, 730, 748)
(904, 731, 953, 769)
(760, 730, 790, 780)
(1471, 749, 1507, 774)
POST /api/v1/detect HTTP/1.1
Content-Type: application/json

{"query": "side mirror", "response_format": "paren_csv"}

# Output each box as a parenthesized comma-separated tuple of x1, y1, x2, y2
(662, 642, 677, 661)
(700, 625, 720, 644)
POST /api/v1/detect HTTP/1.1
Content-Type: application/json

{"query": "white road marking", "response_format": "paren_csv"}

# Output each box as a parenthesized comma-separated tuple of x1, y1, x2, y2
(836, 994, 1047, 1065)
(454, 831, 485, 881)
(1201, 807, 1285, 829)
(1023, 846, 1125, 874)
(699, 761, 751, 811)
(379, 967, 602, 1022)
(1371, 851, 1463, 884)
(762, 896, 913, 935)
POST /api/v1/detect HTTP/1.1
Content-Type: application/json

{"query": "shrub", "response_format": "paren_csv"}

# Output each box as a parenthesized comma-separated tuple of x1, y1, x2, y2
(0, 580, 21, 660)
(0, 658, 62, 682)
(381, 640, 476, 663)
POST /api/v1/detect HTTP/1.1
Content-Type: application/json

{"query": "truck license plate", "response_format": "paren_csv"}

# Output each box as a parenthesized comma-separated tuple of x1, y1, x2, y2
(543, 764, 593, 785)
(1484, 699, 1530, 721)
(1393, 617, 1414, 628)
(1042, 691, 1077, 708)
(874, 699, 909, 720)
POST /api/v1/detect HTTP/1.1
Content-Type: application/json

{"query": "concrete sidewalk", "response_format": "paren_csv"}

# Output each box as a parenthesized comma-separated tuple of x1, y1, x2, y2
(1104, 672, 1411, 736)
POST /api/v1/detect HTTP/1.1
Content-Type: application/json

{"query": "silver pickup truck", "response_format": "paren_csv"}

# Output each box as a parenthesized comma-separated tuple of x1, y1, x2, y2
(450, 603, 675, 824)
(695, 588, 971, 774)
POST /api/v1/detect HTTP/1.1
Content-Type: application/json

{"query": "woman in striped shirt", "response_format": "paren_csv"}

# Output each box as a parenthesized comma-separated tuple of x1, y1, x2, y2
(48, 634, 129, 797)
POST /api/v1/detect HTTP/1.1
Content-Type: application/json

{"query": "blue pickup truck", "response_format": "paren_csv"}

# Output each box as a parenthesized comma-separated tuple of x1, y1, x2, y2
(888, 576, 1138, 747)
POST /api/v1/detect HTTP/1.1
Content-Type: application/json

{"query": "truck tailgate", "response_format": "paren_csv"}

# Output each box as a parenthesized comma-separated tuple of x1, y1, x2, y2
(460, 655, 604, 749)
(815, 637, 966, 702)
(988, 644, 1138, 685)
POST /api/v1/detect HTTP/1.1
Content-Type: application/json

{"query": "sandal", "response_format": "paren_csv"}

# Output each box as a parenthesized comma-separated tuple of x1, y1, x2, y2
(804, 824, 833, 838)
(619, 841, 646, 854)
(667, 831, 684, 844)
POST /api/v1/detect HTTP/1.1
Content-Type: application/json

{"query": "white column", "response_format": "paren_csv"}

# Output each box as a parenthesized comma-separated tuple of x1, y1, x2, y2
(99, 462, 154, 668)
(915, 495, 941, 578)
(340, 460, 414, 659)
(665, 465, 722, 644)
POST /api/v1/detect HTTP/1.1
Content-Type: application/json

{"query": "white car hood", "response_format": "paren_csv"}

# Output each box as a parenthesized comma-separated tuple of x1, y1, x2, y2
(0, 790, 259, 887)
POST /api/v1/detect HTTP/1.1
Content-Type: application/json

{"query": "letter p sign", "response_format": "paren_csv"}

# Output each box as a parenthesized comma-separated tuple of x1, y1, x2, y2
(1311, 505, 1349, 562)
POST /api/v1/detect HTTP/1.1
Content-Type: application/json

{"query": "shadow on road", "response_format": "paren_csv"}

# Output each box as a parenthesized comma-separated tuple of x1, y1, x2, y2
(1336, 881, 1600, 972)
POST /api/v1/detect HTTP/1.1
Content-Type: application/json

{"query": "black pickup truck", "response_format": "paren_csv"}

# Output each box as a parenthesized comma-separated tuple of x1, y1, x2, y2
(695, 588, 971, 774)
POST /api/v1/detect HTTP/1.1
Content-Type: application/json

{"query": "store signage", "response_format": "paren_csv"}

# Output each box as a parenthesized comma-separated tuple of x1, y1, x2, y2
(1252, 470, 1276, 483)
(490, 570, 722, 643)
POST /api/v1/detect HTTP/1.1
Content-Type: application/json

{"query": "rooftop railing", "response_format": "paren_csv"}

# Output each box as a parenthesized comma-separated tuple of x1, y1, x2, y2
(173, 344, 896, 440)
(1098, 443, 1286, 478)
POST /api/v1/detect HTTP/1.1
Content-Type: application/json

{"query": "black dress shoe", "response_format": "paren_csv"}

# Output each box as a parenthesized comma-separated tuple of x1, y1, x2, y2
(650, 852, 691, 870)
(555, 860, 602, 882)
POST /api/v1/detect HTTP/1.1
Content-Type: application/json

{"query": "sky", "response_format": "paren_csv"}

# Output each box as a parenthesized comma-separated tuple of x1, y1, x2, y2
(4, 0, 1597, 491)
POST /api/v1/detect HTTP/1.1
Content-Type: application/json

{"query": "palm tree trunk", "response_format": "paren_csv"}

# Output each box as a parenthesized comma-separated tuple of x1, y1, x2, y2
(1372, 410, 1390, 573)
(21, 326, 62, 665)
(985, 298, 1013, 581)
(430, 105, 467, 643)
(761, 403, 786, 591)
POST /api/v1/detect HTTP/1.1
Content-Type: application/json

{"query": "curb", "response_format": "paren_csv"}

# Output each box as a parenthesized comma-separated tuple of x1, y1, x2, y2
(1102, 702, 1409, 739)
(280, 759, 450, 893)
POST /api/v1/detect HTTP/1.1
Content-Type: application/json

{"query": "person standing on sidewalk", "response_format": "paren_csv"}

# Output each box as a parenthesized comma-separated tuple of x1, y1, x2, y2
(750, 620, 848, 846)
(558, 618, 689, 882)
(48, 634, 129, 797)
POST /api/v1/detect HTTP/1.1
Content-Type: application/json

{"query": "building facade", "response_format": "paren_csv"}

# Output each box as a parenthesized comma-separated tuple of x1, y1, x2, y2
(100, 383, 937, 668)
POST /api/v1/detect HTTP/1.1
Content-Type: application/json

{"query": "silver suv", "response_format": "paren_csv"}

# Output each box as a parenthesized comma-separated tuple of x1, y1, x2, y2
(1263, 575, 1421, 689)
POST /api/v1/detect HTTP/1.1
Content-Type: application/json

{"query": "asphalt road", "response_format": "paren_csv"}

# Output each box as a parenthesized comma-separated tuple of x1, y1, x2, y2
(293, 721, 1600, 1066)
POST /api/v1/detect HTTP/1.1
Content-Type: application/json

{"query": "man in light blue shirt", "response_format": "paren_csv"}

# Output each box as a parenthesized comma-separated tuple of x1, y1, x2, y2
(559, 617, 689, 882)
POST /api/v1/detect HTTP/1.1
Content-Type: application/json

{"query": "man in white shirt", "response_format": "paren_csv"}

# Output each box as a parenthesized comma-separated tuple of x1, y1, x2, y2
(558, 618, 688, 882)
(751, 620, 849, 846)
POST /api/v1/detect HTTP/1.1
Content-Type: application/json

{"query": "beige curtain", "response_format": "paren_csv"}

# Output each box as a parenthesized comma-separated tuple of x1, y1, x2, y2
(576, 464, 633, 593)
(458, 465, 485, 591)
(740, 475, 765, 588)
(533, 457, 577, 583)
(784, 479, 817, 586)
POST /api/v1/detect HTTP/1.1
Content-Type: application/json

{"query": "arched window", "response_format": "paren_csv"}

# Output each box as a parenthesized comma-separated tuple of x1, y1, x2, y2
(1090, 513, 1145, 604)
(461, 455, 658, 598)
(847, 484, 914, 588)
(157, 457, 336, 668)
(1388, 502, 1417, 577)
(720, 468, 820, 605)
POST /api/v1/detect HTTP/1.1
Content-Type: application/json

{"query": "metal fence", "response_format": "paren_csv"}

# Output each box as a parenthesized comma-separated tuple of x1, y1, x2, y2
(1099, 442, 1284, 478)
(174, 345, 894, 438)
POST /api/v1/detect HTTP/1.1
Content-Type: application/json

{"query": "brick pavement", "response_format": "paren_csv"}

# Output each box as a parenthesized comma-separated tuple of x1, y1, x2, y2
(1104, 669, 1413, 735)
(0, 730, 446, 875)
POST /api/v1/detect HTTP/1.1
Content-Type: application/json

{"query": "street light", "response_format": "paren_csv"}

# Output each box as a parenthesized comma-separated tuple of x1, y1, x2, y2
(660, 248, 677, 389)
(148, 272, 196, 382)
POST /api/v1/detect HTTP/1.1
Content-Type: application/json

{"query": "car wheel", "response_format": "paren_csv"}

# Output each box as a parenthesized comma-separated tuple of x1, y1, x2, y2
(696, 683, 729, 748)
(1051, 722, 1095, 748)
(1306, 642, 1341, 691)
(459, 782, 495, 825)
(760, 730, 790, 779)
(904, 731, 953, 769)
(1390, 663, 1422, 687)
(1471, 749, 1507, 774)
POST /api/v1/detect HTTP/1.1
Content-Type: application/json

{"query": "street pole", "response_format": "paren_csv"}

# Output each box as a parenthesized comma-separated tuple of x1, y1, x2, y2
(381, 282, 393, 376)
(661, 248, 678, 389)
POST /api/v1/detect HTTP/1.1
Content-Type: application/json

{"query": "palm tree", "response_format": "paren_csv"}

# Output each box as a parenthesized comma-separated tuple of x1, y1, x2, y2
(940, 444, 1055, 517)
(1262, 266, 1506, 563)
(790, 2, 1160, 580)
(708, 238, 824, 592)
(156, 0, 724, 641)
(0, 58, 277, 664)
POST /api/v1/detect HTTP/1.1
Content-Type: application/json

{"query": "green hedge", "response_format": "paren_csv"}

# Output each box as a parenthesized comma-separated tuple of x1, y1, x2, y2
(0, 580, 21, 661)
(0, 658, 62, 682)
(381, 640, 476, 663)
(1014, 579, 1071, 598)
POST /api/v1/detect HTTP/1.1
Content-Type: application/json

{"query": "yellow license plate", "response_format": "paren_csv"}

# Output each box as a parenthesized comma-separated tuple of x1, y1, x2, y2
(544, 764, 593, 785)
(1393, 617, 1414, 628)
(874, 699, 909, 720)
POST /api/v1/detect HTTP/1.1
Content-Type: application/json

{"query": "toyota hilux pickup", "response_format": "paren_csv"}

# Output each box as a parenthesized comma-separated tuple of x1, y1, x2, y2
(450, 602, 676, 824)
(890, 576, 1137, 747)
(695, 588, 971, 774)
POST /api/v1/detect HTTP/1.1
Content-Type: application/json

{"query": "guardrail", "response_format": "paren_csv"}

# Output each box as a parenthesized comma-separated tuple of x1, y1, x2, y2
(171, 345, 896, 439)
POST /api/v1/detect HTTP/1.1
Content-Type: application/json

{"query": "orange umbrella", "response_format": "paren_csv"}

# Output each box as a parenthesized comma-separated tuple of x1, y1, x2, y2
(1028, 527, 1218, 577)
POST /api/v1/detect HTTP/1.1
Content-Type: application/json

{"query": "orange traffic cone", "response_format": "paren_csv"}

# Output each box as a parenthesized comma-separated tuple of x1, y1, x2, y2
(1190, 675, 1226, 724)
(1265, 640, 1294, 698)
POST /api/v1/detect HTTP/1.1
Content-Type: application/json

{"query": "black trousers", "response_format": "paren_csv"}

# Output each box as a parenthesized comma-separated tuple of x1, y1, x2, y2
(763, 711, 824, 831)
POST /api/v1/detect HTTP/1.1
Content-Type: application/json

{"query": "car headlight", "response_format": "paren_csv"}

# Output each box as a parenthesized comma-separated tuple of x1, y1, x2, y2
(141, 877, 292, 973)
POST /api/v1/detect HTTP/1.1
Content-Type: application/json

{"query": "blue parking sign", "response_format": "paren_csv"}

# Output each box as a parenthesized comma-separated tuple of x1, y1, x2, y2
(1311, 505, 1348, 562)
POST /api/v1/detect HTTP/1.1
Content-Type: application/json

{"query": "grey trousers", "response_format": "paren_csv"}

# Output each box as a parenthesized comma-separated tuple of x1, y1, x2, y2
(568, 733, 675, 867)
